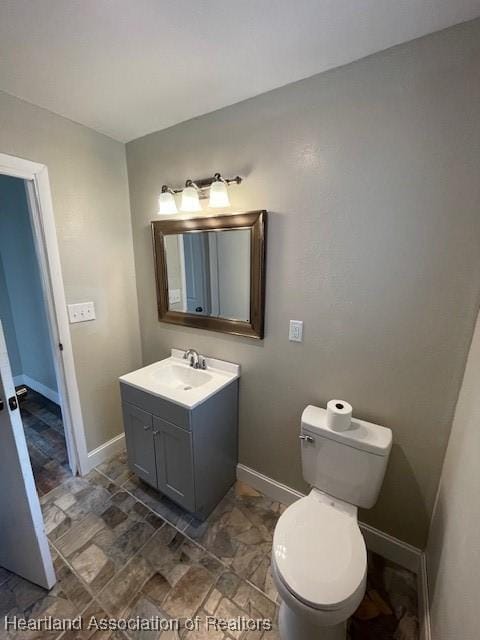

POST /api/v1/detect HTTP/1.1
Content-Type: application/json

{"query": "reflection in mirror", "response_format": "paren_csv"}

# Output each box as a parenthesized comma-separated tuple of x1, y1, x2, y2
(164, 229, 251, 322)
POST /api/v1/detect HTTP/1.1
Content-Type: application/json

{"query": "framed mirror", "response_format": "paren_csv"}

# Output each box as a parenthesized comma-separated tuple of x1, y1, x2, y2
(152, 210, 266, 339)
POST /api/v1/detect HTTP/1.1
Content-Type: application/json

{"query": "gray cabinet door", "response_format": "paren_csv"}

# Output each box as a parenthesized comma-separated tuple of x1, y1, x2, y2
(153, 416, 195, 511)
(123, 403, 157, 486)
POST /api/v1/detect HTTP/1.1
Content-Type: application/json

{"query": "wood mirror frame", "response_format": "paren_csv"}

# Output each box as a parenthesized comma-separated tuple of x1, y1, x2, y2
(152, 210, 267, 339)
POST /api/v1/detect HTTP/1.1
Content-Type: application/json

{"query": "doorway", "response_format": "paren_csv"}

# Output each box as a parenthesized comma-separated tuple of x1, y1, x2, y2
(0, 152, 90, 589)
(0, 174, 72, 493)
(0, 152, 89, 476)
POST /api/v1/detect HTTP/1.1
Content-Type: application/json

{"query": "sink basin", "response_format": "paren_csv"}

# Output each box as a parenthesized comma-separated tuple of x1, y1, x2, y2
(151, 364, 212, 390)
(119, 349, 240, 409)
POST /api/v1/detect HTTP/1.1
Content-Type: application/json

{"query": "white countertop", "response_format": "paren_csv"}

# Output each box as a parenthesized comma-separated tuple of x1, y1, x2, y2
(119, 349, 240, 409)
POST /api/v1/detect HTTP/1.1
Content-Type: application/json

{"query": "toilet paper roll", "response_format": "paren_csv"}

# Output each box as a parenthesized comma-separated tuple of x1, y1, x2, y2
(326, 399, 352, 432)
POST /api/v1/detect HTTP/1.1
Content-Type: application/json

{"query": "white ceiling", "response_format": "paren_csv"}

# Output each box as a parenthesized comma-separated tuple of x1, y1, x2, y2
(0, 0, 479, 142)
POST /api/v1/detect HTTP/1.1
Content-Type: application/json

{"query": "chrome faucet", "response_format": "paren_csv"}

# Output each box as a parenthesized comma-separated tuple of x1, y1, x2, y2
(183, 349, 206, 369)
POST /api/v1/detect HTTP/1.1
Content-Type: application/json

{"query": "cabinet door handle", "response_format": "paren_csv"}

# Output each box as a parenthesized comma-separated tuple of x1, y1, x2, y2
(152, 430, 159, 436)
(143, 425, 151, 431)
(299, 434, 314, 443)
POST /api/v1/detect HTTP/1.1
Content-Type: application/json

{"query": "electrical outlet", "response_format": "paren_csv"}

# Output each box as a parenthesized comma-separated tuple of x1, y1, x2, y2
(289, 320, 303, 342)
(68, 301, 96, 324)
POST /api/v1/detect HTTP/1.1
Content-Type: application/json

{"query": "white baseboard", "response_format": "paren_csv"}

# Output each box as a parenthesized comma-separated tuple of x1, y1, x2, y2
(237, 463, 305, 506)
(85, 432, 126, 473)
(14, 373, 60, 404)
(236, 463, 423, 573)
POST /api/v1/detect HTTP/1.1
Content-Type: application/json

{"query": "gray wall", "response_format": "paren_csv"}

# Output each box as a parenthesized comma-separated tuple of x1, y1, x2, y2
(0, 174, 57, 393)
(127, 19, 480, 547)
(0, 90, 142, 452)
(426, 310, 480, 640)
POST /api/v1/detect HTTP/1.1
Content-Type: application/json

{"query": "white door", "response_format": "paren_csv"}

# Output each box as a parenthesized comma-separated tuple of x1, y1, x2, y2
(0, 321, 56, 589)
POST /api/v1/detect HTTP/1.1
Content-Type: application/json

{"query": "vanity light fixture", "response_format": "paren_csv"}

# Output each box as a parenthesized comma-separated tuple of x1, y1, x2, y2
(157, 173, 242, 215)
(158, 186, 178, 215)
(180, 180, 202, 212)
(209, 173, 230, 208)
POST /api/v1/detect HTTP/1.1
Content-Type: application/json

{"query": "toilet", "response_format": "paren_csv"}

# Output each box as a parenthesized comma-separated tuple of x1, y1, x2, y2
(272, 404, 392, 640)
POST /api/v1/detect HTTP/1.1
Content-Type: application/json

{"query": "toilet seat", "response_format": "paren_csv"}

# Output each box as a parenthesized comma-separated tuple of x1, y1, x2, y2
(273, 490, 367, 612)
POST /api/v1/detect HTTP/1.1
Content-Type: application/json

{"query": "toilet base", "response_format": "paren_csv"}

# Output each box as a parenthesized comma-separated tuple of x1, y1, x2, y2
(278, 601, 347, 640)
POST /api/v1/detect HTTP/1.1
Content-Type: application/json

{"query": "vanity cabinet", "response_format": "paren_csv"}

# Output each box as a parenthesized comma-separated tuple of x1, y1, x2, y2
(122, 403, 156, 486)
(153, 416, 195, 511)
(120, 379, 238, 519)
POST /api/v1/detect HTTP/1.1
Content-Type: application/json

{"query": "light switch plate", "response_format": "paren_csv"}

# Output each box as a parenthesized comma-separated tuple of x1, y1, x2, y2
(68, 301, 96, 324)
(289, 320, 303, 342)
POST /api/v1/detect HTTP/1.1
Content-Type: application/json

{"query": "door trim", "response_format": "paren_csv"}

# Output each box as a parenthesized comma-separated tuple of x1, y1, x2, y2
(0, 152, 89, 475)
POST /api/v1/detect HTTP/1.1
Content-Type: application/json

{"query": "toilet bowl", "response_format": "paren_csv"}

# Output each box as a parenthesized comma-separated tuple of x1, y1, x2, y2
(272, 490, 367, 639)
(272, 404, 392, 640)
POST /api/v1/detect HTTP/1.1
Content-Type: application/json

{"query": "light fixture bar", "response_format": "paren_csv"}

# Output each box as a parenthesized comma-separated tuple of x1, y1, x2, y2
(168, 174, 242, 199)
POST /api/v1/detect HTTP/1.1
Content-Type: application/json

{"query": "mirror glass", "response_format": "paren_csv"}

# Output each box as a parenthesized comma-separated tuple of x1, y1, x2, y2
(164, 229, 251, 322)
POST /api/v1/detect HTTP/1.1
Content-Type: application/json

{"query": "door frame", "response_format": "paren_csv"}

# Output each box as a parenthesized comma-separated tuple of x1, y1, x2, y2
(0, 152, 89, 475)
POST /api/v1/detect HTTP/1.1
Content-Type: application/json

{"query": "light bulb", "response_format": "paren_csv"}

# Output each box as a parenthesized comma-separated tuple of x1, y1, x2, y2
(158, 190, 177, 215)
(181, 185, 201, 212)
(209, 179, 230, 208)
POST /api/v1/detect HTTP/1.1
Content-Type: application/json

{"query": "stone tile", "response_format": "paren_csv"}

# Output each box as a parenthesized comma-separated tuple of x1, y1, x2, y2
(96, 556, 154, 617)
(100, 505, 128, 529)
(19, 388, 70, 499)
(261, 625, 280, 639)
(55, 493, 77, 512)
(1, 554, 91, 639)
(61, 600, 112, 640)
(102, 521, 155, 566)
(214, 572, 241, 599)
(162, 565, 215, 618)
(124, 595, 164, 640)
(50, 555, 92, 611)
(232, 582, 275, 620)
(71, 544, 110, 584)
(31, 421, 49, 433)
(56, 513, 106, 558)
(59, 493, 157, 596)
(350, 553, 418, 640)
(43, 503, 70, 538)
(96, 452, 133, 486)
(141, 574, 171, 607)
(122, 478, 193, 531)
(0, 449, 419, 640)
(41, 474, 120, 544)
(185, 484, 279, 582)
(84, 470, 121, 496)
(234, 482, 262, 498)
(203, 588, 222, 614)
(213, 598, 246, 639)
(97, 525, 224, 624)
(182, 617, 224, 640)
(144, 513, 165, 530)
(249, 558, 277, 602)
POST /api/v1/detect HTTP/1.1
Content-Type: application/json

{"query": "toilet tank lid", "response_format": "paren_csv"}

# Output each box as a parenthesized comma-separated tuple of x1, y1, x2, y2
(301, 405, 392, 457)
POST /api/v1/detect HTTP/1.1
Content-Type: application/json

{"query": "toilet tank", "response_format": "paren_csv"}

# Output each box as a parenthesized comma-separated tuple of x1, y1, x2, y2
(301, 405, 392, 509)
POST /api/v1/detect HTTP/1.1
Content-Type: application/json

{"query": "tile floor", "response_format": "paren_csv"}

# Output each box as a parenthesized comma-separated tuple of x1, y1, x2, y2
(0, 451, 419, 640)
(20, 388, 70, 497)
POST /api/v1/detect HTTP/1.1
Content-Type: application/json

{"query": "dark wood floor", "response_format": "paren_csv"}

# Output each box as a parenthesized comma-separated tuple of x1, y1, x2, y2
(20, 387, 71, 496)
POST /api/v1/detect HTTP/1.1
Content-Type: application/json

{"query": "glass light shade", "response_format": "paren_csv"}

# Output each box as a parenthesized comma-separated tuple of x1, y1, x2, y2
(209, 180, 230, 208)
(180, 185, 202, 212)
(158, 191, 177, 215)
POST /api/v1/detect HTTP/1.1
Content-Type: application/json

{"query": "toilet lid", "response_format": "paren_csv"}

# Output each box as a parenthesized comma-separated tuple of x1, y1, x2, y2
(273, 492, 367, 611)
